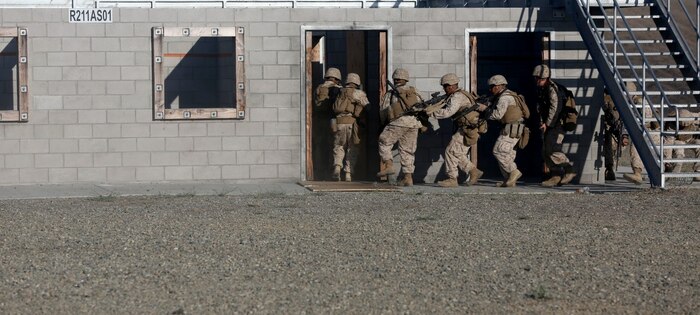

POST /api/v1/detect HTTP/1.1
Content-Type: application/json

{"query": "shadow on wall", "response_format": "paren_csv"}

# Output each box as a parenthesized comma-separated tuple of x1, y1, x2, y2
(164, 37, 236, 109)
(0, 38, 17, 111)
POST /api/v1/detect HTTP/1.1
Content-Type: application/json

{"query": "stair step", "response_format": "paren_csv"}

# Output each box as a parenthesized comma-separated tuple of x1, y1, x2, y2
(662, 173, 700, 179)
(660, 130, 700, 136)
(591, 15, 661, 19)
(623, 77, 695, 82)
(599, 27, 668, 32)
(621, 64, 685, 69)
(634, 104, 700, 109)
(629, 91, 700, 96)
(661, 158, 700, 163)
(654, 144, 700, 149)
(604, 39, 674, 44)
(660, 117, 700, 122)
(615, 51, 681, 56)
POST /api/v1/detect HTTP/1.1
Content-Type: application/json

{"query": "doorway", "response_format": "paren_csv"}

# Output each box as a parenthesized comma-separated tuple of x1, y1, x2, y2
(303, 28, 389, 182)
(468, 31, 550, 181)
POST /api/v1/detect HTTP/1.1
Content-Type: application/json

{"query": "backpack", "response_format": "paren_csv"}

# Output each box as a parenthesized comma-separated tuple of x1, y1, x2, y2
(387, 86, 422, 121)
(499, 90, 531, 124)
(333, 87, 358, 116)
(555, 83, 578, 132)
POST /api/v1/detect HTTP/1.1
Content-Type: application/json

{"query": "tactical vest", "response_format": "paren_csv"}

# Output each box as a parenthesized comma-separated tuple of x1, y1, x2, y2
(315, 82, 340, 109)
(538, 82, 572, 129)
(498, 90, 530, 124)
(387, 86, 421, 121)
(333, 87, 359, 116)
(451, 90, 487, 136)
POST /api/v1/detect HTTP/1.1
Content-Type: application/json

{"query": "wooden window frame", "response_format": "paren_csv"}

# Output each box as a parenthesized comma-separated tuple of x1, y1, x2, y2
(0, 27, 28, 122)
(152, 26, 246, 120)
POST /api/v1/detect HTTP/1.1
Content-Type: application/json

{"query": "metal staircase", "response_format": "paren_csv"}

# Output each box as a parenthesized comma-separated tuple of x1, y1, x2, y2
(571, 0, 700, 188)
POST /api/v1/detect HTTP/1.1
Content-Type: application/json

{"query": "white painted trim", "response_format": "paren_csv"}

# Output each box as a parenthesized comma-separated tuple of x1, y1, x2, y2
(464, 27, 556, 89)
(299, 24, 392, 181)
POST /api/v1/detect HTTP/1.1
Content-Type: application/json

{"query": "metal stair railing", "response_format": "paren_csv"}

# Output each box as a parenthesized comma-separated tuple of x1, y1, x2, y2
(572, 0, 687, 187)
(652, 0, 700, 72)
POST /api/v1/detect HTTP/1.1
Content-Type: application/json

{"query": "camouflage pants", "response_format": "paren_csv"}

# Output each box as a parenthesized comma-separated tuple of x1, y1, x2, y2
(603, 126, 618, 170)
(378, 125, 419, 174)
(647, 132, 686, 172)
(333, 123, 359, 173)
(606, 134, 644, 170)
(543, 126, 570, 167)
(443, 130, 475, 179)
(493, 134, 519, 175)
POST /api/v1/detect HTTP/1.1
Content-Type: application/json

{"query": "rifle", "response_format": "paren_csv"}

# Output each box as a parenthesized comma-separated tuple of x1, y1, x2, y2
(386, 80, 447, 131)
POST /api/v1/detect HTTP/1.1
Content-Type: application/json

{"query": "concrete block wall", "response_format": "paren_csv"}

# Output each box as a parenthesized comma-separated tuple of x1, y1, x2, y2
(0, 7, 603, 185)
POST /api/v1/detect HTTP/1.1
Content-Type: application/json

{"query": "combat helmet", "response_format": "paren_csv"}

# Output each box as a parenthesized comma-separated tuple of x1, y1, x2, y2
(346, 73, 361, 86)
(532, 64, 550, 78)
(392, 68, 410, 82)
(325, 67, 341, 81)
(440, 73, 459, 86)
(487, 75, 508, 86)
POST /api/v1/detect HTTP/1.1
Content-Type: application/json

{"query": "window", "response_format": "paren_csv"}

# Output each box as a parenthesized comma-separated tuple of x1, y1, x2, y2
(0, 27, 28, 122)
(152, 27, 246, 120)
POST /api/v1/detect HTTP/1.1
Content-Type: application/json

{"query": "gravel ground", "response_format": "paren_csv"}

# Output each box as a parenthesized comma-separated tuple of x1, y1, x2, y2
(0, 190, 698, 314)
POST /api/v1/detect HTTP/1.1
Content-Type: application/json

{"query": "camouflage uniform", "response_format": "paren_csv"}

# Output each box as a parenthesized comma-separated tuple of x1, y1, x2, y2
(378, 84, 422, 175)
(602, 93, 621, 178)
(332, 74, 370, 181)
(486, 89, 521, 177)
(537, 80, 576, 185)
(432, 90, 479, 180)
(313, 69, 342, 180)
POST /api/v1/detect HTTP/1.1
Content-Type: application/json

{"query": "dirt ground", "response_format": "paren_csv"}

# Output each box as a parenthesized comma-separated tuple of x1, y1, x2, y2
(0, 190, 698, 314)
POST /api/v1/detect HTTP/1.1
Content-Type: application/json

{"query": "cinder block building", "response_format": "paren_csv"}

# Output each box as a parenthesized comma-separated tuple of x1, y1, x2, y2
(0, 0, 697, 187)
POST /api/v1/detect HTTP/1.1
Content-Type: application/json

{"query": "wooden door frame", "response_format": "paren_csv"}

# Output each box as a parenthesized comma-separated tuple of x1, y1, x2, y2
(465, 28, 553, 167)
(300, 25, 392, 181)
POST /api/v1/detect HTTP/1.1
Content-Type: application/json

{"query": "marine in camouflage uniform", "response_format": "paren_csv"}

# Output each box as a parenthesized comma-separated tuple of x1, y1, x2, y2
(332, 73, 370, 182)
(533, 64, 577, 187)
(602, 91, 623, 180)
(477, 75, 525, 187)
(313, 68, 342, 180)
(376, 68, 423, 186)
(432, 73, 484, 188)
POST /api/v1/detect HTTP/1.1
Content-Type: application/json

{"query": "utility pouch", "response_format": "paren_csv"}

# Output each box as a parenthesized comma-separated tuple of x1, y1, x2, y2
(502, 123, 524, 139)
(518, 126, 530, 149)
(463, 128, 479, 146)
(330, 118, 338, 133)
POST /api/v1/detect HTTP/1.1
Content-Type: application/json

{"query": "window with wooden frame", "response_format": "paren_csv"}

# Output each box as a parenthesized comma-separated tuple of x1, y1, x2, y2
(152, 27, 246, 120)
(0, 27, 28, 122)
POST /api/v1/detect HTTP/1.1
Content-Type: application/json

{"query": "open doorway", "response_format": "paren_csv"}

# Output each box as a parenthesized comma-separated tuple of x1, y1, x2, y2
(468, 31, 550, 181)
(303, 28, 388, 182)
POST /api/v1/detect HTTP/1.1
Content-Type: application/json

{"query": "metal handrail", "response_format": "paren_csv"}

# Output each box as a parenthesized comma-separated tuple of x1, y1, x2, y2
(656, 0, 700, 71)
(579, 0, 687, 177)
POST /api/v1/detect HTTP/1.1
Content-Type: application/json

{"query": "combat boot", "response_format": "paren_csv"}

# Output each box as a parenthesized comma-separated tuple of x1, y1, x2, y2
(503, 169, 522, 187)
(541, 176, 561, 187)
(438, 177, 458, 187)
(605, 168, 616, 181)
(467, 168, 483, 186)
(560, 164, 576, 185)
(344, 172, 352, 182)
(376, 160, 395, 177)
(332, 165, 341, 181)
(623, 167, 643, 185)
(399, 173, 413, 187)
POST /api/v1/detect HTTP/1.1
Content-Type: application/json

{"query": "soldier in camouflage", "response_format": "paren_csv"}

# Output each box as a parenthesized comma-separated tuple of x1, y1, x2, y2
(313, 67, 342, 180)
(332, 73, 370, 182)
(432, 73, 484, 188)
(476, 75, 525, 187)
(376, 68, 423, 186)
(533, 64, 577, 187)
